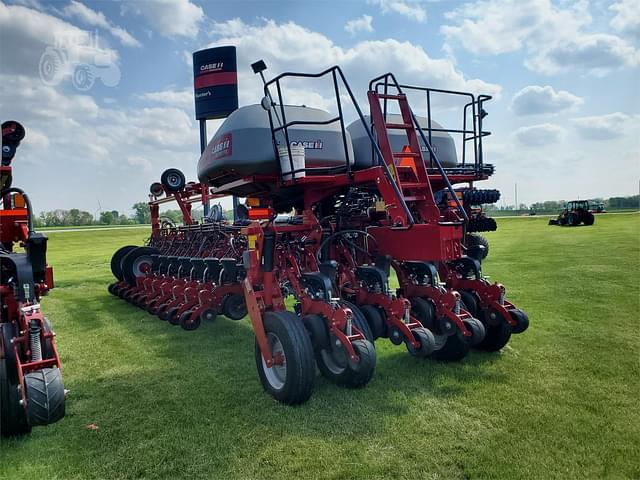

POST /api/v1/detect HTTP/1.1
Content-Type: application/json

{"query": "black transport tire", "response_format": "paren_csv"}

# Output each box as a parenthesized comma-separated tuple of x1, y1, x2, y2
(121, 246, 159, 286)
(568, 212, 579, 226)
(340, 300, 374, 342)
(24, 368, 65, 426)
(584, 213, 594, 226)
(255, 311, 315, 405)
(317, 338, 376, 388)
(160, 168, 186, 192)
(179, 310, 201, 331)
(476, 309, 512, 351)
(466, 233, 489, 261)
(359, 304, 386, 340)
(110, 245, 137, 281)
(0, 330, 31, 437)
(222, 293, 247, 321)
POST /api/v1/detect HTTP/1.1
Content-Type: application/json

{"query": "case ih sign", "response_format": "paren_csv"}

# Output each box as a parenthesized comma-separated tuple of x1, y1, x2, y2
(193, 46, 238, 120)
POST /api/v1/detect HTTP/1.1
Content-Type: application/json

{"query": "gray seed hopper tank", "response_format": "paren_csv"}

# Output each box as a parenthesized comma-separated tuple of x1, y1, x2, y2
(347, 115, 458, 169)
(197, 104, 354, 188)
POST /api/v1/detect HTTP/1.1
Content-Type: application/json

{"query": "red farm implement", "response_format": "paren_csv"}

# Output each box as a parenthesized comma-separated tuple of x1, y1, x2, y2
(108, 53, 529, 405)
(1, 121, 65, 436)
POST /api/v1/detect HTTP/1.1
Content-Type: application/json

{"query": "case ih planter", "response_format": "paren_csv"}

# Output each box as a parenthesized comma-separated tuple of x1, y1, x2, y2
(1, 121, 65, 436)
(108, 59, 528, 404)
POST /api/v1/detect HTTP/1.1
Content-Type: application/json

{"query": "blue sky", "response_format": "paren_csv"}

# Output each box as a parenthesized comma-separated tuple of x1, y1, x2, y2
(1, 0, 638, 214)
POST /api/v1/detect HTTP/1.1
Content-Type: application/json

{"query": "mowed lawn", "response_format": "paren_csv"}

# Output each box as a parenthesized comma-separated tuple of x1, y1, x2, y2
(1, 214, 638, 479)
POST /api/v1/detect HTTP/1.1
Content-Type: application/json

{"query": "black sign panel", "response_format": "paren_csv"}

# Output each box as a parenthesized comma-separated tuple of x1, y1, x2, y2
(193, 46, 238, 120)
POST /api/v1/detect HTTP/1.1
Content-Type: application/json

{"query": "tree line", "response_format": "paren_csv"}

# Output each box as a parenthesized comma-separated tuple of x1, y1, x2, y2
(31, 195, 639, 227)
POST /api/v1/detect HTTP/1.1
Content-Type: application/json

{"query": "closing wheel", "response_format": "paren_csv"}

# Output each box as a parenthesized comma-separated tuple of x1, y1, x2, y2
(509, 308, 529, 334)
(410, 297, 436, 330)
(476, 309, 512, 351)
(155, 303, 169, 319)
(463, 318, 486, 346)
(160, 168, 186, 192)
(24, 368, 65, 426)
(317, 338, 376, 388)
(405, 326, 436, 357)
(166, 307, 181, 325)
(302, 314, 329, 352)
(110, 245, 137, 281)
(222, 293, 247, 321)
(179, 310, 201, 331)
(199, 308, 217, 323)
(255, 311, 315, 405)
(359, 304, 386, 340)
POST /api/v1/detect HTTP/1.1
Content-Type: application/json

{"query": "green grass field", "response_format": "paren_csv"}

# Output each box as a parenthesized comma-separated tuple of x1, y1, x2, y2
(1, 214, 638, 479)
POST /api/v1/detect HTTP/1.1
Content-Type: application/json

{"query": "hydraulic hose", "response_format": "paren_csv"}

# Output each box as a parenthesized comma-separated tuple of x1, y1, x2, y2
(2, 186, 34, 234)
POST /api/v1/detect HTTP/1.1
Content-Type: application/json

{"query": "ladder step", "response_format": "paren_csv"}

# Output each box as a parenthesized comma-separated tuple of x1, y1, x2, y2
(403, 195, 427, 202)
(385, 122, 413, 129)
(377, 93, 405, 100)
(393, 151, 420, 157)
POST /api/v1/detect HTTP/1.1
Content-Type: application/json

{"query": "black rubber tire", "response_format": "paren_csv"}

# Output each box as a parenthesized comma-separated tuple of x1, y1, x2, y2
(509, 308, 529, 334)
(466, 233, 489, 261)
(0, 331, 31, 437)
(568, 212, 579, 226)
(410, 297, 436, 330)
(222, 293, 247, 320)
(166, 307, 181, 325)
(317, 338, 376, 388)
(121, 246, 159, 286)
(254, 310, 315, 405)
(150, 182, 164, 197)
(24, 368, 65, 426)
(199, 309, 217, 323)
(110, 245, 137, 281)
(584, 212, 594, 226)
(359, 304, 386, 340)
(463, 317, 486, 345)
(459, 291, 479, 318)
(155, 303, 169, 319)
(340, 300, 374, 342)
(476, 309, 512, 351)
(160, 168, 186, 192)
(179, 310, 201, 331)
(302, 314, 329, 352)
(405, 327, 436, 357)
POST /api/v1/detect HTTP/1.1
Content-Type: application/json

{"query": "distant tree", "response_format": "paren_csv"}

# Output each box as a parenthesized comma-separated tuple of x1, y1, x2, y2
(132, 202, 151, 224)
(100, 211, 116, 225)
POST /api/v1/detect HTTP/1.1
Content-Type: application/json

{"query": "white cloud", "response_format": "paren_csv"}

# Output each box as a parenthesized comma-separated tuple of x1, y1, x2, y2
(345, 15, 373, 36)
(64, 0, 141, 47)
(442, 0, 639, 75)
(513, 123, 564, 146)
(138, 89, 193, 111)
(610, 0, 640, 41)
(369, 0, 427, 23)
(0, 1, 119, 81)
(123, 0, 203, 38)
(572, 112, 640, 140)
(510, 85, 583, 116)
(526, 33, 640, 76)
(209, 18, 501, 112)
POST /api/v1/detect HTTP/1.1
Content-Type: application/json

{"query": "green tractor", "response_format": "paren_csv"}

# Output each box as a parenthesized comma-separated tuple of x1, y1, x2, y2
(549, 200, 595, 226)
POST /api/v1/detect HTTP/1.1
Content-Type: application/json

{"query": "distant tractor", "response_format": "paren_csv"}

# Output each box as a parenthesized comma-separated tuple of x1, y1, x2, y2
(591, 202, 606, 213)
(549, 200, 595, 226)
